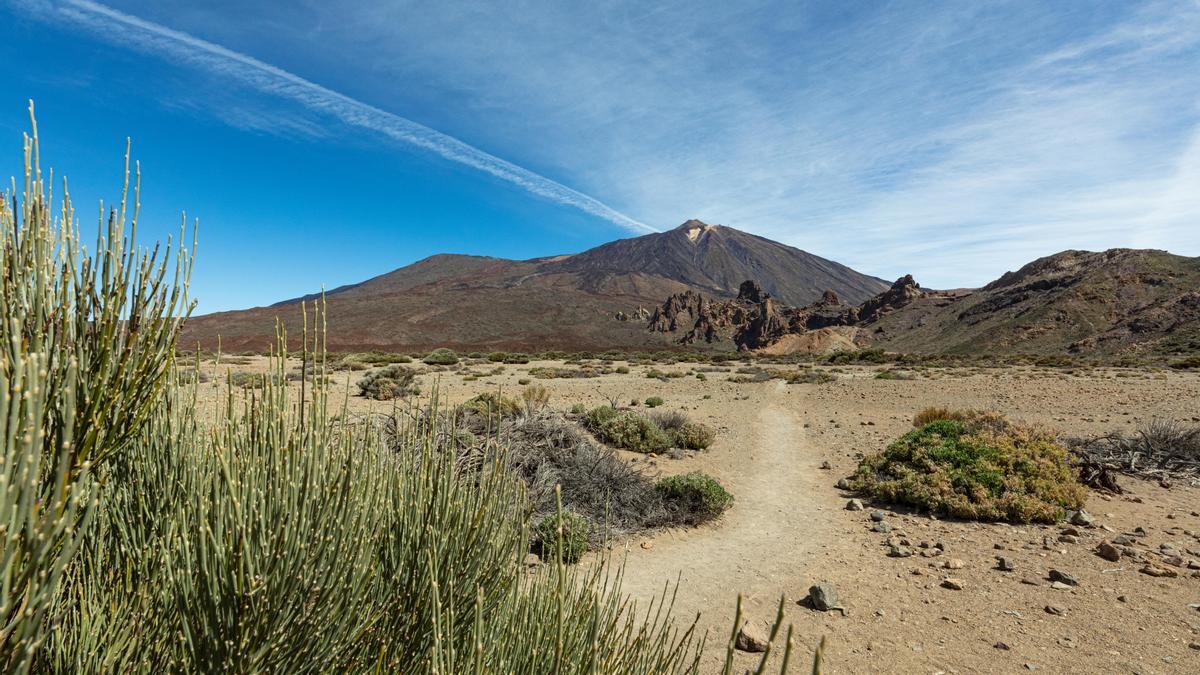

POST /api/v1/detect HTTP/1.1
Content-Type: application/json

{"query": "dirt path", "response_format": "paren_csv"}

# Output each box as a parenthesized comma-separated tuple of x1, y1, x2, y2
(619, 382, 835, 667)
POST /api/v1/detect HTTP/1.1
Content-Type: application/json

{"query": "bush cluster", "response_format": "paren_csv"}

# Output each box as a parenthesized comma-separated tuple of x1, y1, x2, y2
(534, 511, 591, 564)
(423, 347, 459, 365)
(850, 410, 1086, 523)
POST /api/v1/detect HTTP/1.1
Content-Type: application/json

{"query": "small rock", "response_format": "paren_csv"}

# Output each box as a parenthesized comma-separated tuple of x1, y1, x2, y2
(994, 641, 1011, 650)
(639, 540, 654, 550)
(846, 498, 864, 511)
(872, 521, 893, 534)
(870, 511, 887, 522)
(523, 553, 541, 566)
(1044, 605, 1067, 616)
(835, 478, 852, 490)
(889, 545, 914, 558)
(1020, 577, 1040, 586)
(820, 460, 832, 470)
(1048, 570, 1079, 586)
(1068, 510, 1095, 527)
(807, 582, 841, 611)
(944, 558, 965, 570)
(1095, 541, 1121, 562)
(1058, 534, 1079, 545)
(1117, 595, 1128, 603)
(1050, 582, 1073, 591)
(941, 577, 964, 590)
(1189, 642, 1200, 651)
(1162, 555, 1185, 567)
(996, 556, 1016, 572)
(735, 622, 769, 653)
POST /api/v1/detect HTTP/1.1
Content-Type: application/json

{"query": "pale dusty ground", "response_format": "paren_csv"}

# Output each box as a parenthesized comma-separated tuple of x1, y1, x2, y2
(197, 356, 1200, 674)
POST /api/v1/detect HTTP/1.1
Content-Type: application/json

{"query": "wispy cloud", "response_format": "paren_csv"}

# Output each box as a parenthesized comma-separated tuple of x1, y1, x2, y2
(20, 0, 654, 234)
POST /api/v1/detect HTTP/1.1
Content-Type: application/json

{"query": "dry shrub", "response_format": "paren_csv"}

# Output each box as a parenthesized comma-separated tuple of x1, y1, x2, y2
(357, 364, 418, 400)
(851, 411, 1086, 523)
(912, 406, 970, 427)
(650, 410, 715, 450)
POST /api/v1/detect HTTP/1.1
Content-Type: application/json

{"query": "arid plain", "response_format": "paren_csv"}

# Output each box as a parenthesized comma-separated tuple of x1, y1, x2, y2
(194, 355, 1200, 674)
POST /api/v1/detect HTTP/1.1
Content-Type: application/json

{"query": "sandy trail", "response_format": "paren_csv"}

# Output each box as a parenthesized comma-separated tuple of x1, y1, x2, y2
(619, 383, 834, 661)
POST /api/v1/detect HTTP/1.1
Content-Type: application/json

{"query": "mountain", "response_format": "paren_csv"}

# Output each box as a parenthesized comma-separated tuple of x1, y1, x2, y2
(181, 221, 889, 352)
(862, 249, 1200, 357)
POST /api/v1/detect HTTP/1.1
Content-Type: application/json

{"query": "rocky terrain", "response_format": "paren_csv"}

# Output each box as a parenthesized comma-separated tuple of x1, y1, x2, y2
(644, 247, 1200, 360)
(866, 249, 1200, 358)
(644, 275, 930, 352)
(180, 221, 887, 353)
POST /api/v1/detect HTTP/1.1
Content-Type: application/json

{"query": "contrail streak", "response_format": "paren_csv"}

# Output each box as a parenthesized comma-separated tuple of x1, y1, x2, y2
(21, 0, 656, 233)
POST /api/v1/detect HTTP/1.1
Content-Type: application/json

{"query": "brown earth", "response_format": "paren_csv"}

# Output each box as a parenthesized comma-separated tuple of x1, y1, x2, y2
(196, 356, 1200, 673)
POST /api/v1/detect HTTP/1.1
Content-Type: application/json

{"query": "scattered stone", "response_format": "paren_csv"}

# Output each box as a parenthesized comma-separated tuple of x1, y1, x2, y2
(1020, 577, 1040, 586)
(1048, 570, 1079, 586)
(889, 545, 914, 558)
(944, 558, 965, 570)
(996, 556, 1016, 572)
(735, 622, 769, 653)
(846, 498, 864, 511)
(1068, 510, 1095, 527)
(1044, 605, 1067, 616)
(1189, 642, 1200, 651)
(1095, 541, 1121, 562)
(1162, 555, 1185, 568)
(1050, 582, 1073, 591)
(872, 522, 893, 534)
(994, 641, 1011, 650)
(1060, 527, 1081, 537)
(806, 582, 847, 614)
(870, 511, 887, 522)
(1117, 595, 1128, 603)
(1058, 534, 1079, 545)
(639, 540, 654, 550)
(1140, 564, 1178, 578)
(820, 460, 832, 470)
(835, 478, 852, 490)
(941, 577, 965, 590)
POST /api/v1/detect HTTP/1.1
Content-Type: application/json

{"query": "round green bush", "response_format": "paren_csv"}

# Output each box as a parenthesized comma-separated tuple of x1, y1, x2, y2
(656, 472, 733, 525)
(535, 511, 591, 564)
(644, 396, 665, 408)
(596, 411, 671, 453)
(850, 413, 1086, 523)
(423, 348, 459, 365)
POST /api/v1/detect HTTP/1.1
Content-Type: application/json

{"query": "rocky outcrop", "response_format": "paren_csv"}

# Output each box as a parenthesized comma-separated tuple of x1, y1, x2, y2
(645, 276, 924, 352)
(858, 275, 924, 323)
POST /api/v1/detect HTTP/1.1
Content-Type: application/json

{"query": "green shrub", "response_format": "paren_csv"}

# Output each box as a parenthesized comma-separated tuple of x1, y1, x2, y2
(460, 391, 522, 424)
(651, 410, 715, 450)
(569, 403, 587, 414)
(487, 351, 508, 362)
(583, 407, 670, 453)
(423, 348, 459, 365)
(504, 352, 531, 364)
(534, 511, 591, 564)
(657, 472, 734, 525)
(357, 364, 419, 400)
(850, 412, 1086, 523)
(616, 366, 630, 374)
(644, 396, 665, 408)
(1170, 356, 1200, 370)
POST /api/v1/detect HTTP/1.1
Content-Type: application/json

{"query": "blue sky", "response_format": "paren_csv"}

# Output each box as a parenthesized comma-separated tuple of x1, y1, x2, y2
(3, 1, 1199, 313)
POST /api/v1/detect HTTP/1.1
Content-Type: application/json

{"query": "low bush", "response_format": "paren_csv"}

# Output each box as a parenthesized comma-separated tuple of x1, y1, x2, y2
(520, 384, 550, 414)
(616, 366, 630, 374)
(357, 364, 419, 400)
(583, 407, 670, 453)
(1169, 356, 1200, 370)
(534, 511, 591, 564)
(911, 406, 969, 427)
(423, 348, 459, 365)
(850, 411, 1086, 523)
(644, 396, 665, 408)
(781, 369, 836, 384)
(651, 410, 715, 450)
(656, 472, 734, 525)
(459, 391, 523, 427)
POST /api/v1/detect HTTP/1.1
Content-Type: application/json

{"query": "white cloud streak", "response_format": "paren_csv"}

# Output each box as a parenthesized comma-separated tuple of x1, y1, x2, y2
(26, 0, 655, 234)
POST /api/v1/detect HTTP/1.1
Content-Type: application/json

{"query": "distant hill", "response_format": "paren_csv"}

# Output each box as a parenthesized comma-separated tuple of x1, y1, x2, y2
(862, 249, 1200, 357)
(181, 220, 889, 352)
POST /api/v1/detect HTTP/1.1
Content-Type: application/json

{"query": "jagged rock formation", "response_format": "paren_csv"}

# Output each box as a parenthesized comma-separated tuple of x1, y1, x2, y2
(646, 276, 924, 352)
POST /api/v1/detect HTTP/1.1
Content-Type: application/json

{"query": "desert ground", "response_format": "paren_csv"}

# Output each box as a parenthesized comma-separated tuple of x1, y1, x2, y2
(195, 356, 1200, 674)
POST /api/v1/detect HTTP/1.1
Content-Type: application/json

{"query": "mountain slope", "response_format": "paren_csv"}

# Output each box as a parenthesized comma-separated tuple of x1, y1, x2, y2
(862, 249, 1200, 357)
(182, 220, 888, 352)
(545, 220, 887, 306)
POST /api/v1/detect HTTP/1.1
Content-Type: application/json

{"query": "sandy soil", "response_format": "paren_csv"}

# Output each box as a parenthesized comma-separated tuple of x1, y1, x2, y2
(196, 356, 1200, 673)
